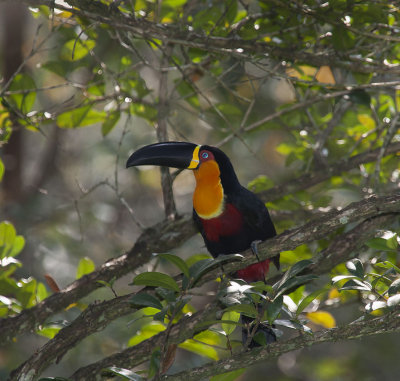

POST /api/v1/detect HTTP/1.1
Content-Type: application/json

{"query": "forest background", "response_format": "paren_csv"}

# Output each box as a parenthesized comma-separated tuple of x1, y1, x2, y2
(0, 1, 400, 380)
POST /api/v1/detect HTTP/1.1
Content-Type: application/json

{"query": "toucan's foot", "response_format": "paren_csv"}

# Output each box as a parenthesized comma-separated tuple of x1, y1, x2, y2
(250, 240, 262, 262)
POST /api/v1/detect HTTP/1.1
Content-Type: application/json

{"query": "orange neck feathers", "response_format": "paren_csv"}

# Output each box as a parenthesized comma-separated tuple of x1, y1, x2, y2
(193, 160, 224, 219)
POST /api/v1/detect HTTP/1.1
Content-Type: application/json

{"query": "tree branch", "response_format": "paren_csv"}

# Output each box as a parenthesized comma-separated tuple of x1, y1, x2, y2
(258, 141, 400, 202)
(69, 303, 220, 381)
(161, 309, 400, 381)
(0, 214, 196, 343)
(157, 44, 177, 219)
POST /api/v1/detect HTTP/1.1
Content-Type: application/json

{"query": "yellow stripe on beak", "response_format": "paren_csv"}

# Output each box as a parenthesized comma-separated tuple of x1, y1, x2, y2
(188, 145, 201, 169)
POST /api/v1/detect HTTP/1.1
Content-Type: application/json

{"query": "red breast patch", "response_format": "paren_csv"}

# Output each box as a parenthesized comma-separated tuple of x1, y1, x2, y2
(200, 203, 243, 242)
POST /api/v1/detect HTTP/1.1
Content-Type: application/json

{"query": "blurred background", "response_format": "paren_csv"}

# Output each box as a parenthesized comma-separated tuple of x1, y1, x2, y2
(1, 1, 399, 380)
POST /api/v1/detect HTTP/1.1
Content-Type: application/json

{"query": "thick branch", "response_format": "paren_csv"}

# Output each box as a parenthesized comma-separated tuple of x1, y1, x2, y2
(309, 214, 398, 275)
(10, 296, 220, 381)
(161, 309, 400, 381)
(70, 303, 220, 381)
(157, 44, 177, 219)
(0, 215, 196, 343)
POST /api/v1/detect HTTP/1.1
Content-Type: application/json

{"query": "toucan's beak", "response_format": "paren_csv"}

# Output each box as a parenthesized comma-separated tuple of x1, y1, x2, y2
(126, 142, 200, 169)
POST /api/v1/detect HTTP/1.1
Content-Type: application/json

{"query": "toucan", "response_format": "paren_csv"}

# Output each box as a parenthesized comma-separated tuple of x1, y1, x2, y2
(127, 142, 280, 346)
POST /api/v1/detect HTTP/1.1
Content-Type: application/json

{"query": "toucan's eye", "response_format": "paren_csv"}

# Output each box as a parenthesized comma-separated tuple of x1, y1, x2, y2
(201, 152, 209, 159)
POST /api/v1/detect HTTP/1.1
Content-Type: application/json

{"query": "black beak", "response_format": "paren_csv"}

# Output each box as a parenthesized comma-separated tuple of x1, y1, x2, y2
(126, 142, 199, 169)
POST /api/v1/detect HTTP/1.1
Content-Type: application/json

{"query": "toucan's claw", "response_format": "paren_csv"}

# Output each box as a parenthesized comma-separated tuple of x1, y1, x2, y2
(250, 240, 262, 263)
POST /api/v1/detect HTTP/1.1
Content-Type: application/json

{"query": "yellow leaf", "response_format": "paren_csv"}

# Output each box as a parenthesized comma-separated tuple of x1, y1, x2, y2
(328, 288, 340, 299)
(128, 322, 166, 347)
(286, 65, 317, 79)
(161, 17, 173, 23)
(65, 303, 78, 311)
(357, 114, 375, 129)
(316, 66, 335, 84)
(370, 309, 384, 316)
(306, 311, 336, 328)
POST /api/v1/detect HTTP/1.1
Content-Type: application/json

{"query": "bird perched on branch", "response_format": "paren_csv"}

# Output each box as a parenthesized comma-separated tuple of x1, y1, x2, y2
(127, 142, 280, 347)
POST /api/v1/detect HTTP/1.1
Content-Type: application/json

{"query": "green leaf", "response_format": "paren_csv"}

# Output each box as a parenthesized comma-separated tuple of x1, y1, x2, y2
(375, 261, 400, 274)
(248, 175, 274, 193)
(346, 259, 364, 278)
(130, 293, 163, 310)
(296, 288, 327, 316)
(39, 378, 72, 381)
(162, 0, 187, 8)
(0, 222, 24, 259)
(340, 279, 371, 292)
(225, 0, 238, 24)
(195, 329, 225, 346)
(273, 259, 313, 292)
(102, 111, 120, 136)
(387, 294, 400, 307)
(37, 323, 63, 339)
(288, 284, 305, 305)
(332, 27, 355, 50)
(128, 322, 166, 347)
(189, 254, 243, 286)
(274, 319, 312, 334)
(388, 278, 400, 296)
(348, 89, 371, 106)
(57, 105, 106, 128)
(179, 338, 219, 360)
(61, 39, 96, 61)
(8, 73, 36, 113)
(332, 275, 359, 283)
(0, 158, 4, 182)
(153, 306, 169, 322)
(367, 238, 395, 251)
(266, 295, 283, 324)
(211, 369, 246, 381)
(148, 348, 161, 379)
(42, 60, 68, 77)
(76, 257, 95, 279)
(8, 236, 25, 257)
(155, 287, 177, 303)
(223, 303, 257, 318)
(103, 366, 146, 381)
(157, 253, 190, 278)
(277, 275, 318, 298)
(36, 282, 49, 302)
(186, 253, 212, 268)
(130, 103, 157, 121)
(0, 221, 16, 248)
(387, 235, 399, 250)
(132, 272, 180, 292)
(221, 310, 240, 335)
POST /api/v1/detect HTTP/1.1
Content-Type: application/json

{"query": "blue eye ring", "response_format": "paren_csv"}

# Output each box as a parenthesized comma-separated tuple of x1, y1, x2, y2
(201, 152, 209, 159)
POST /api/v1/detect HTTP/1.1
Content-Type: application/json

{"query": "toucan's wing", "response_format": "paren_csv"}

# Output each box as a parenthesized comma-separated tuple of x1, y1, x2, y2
(228, 186, 276, 239)
(228, 186, 280, 270)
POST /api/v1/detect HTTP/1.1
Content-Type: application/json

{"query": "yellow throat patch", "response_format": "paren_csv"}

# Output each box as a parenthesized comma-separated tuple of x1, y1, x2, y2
(193, 160, 224, 219)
